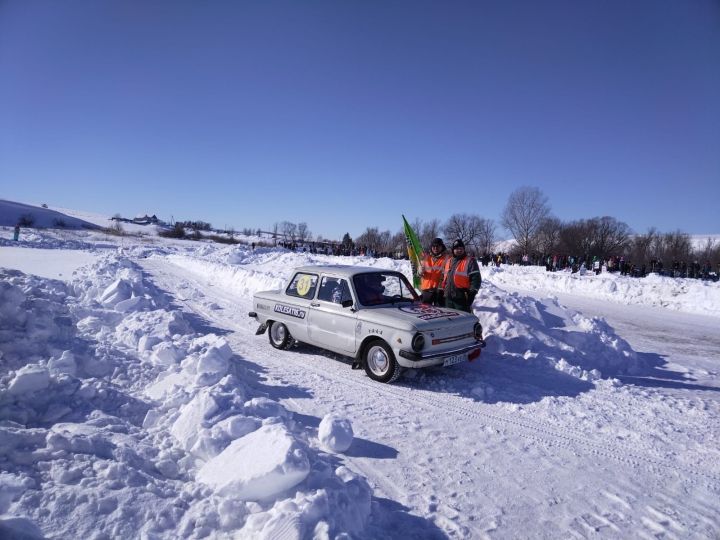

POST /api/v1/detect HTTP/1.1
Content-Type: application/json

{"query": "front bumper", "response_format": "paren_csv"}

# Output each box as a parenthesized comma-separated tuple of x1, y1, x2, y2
(398, 342, 483, 368)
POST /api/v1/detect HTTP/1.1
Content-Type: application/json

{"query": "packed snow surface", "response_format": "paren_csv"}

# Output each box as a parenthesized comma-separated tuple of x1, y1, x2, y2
(1, 207, 719, 539)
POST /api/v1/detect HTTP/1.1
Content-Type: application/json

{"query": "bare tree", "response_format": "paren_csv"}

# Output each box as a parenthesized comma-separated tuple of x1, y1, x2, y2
(558, 216, 632, 260)
(629, 228, 657, 265)
(695, 237, 719, 264)
(476, 218, 497, 254)
(559, 219, 594, 257)
(443, 213, 489, 255)
(280, 221, 297, 243)
(356, 227, 383, 253)
(297, 222, 311, 243)
(386, 230, 405, 257)
(649, 228, 666, 261)
(443, 213, 473, 246)
(271, 222, 279, 245)
(630, 229, 718, 268)
(661, 230, 692, 264)
(591, 216, 632, 258)
(501, 187, 551, 255)
(378, 230, 392, 254)
(534, 217, 563, 256)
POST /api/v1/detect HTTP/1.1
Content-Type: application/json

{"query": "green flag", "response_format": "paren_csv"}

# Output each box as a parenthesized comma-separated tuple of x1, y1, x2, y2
(402, 215, 424, 290)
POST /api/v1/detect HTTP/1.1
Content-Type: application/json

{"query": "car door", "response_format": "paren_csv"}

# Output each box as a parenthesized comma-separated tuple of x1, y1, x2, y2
(278, 271, 319, 342)
(307, 276, 358, 354)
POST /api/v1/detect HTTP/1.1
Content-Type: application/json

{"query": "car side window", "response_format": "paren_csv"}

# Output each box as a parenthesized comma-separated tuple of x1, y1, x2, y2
(318, 277, 350, 304)
(286, 272, 318, 299)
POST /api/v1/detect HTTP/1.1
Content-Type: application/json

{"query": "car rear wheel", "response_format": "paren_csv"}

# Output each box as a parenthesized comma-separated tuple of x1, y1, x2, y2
(363, 340, 401, 383)
(268, 321, 292, 350)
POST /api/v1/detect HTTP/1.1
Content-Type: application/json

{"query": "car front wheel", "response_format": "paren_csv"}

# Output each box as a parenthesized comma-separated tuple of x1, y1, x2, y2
(268, 321, 292, 350)
(363, 340, 401, 383)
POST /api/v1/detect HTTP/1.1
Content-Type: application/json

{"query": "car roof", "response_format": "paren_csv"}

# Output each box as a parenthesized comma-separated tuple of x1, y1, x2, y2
(293, 265, 397, 279)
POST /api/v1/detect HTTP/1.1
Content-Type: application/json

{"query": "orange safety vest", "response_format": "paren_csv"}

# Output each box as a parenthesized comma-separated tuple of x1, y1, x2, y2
(420, 253, 448, 290)
(444, 257, 474, 289)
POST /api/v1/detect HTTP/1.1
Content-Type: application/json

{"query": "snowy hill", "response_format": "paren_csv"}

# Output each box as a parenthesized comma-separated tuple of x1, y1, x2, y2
(0, 200, 101, 230)
(1, 204, 720, 538)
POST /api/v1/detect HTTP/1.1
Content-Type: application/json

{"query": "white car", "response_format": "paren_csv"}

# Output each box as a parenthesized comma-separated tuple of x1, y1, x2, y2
(249, 265, 485, 383)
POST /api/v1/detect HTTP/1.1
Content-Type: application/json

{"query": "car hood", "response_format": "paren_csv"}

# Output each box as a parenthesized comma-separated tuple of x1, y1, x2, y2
(361, 303, 477, 331)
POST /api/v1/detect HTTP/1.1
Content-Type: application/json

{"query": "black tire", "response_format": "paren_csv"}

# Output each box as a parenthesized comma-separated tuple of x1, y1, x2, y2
(268, 321, 292, 350)
(363, 340, 401, 383)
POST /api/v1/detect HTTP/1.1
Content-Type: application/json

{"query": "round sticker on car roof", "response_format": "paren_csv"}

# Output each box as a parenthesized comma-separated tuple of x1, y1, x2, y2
(296, 275, 312, 296)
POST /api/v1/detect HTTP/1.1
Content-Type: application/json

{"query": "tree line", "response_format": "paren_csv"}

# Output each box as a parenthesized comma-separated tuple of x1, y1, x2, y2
(344, 186, 720, 268)
(499, 187, 719, 268)
(163, 186, 719, 268)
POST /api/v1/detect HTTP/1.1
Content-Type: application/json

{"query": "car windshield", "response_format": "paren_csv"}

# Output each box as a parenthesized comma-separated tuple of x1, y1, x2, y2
(353, 271, 419, 306)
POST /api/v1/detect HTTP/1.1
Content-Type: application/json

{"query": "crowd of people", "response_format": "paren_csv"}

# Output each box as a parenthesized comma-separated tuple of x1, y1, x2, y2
(273, 241, 395, 258)
(504, 253, 720, 281)
(272, 239, 719, 283)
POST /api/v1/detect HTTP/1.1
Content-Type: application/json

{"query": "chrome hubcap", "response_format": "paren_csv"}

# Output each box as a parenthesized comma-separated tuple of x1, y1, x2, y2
(367, 345, 389, 375)
(271, 323, 286, 343)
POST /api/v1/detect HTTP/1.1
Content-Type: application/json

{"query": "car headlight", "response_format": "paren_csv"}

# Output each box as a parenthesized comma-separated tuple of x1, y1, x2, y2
(411, 332, 425, 352)
(473, 323, 484, 341)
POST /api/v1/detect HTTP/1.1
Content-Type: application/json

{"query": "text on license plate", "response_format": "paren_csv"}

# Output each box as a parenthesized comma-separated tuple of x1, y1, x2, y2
(443, 353, 466, 367)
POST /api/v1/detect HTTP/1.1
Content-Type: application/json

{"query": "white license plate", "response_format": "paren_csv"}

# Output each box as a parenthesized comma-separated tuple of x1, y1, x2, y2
(442, 353, 466, 367)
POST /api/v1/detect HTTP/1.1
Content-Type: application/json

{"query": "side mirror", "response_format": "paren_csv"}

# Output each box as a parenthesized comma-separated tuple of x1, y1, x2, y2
(341, 299, 354, 308)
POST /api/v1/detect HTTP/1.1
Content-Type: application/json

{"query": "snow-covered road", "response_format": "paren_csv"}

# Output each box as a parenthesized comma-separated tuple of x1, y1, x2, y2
(137, 253, 720, 538)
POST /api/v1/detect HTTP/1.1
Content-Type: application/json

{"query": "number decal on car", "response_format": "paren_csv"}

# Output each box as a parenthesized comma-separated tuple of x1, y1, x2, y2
(296, 275, 312, 296)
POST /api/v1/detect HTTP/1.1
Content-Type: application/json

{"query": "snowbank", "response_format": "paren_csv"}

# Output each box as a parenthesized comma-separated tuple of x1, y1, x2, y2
(486, 264, 720, 318)
(0, 256, 372, 538)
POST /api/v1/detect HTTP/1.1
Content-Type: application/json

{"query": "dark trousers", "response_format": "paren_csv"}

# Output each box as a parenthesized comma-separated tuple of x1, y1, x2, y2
(421, 289, 445, 307)
(445, 297, 472, 313)
(445, 288, 474, 312)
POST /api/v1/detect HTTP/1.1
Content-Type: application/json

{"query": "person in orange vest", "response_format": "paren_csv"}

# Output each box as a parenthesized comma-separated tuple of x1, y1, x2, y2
(419, 237, 449, 306)
(443, 239, 481, 313)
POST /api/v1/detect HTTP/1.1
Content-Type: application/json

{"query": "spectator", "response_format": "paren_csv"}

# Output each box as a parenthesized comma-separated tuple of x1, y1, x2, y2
(13, 223, 20, 241)
(419, 237, 448, 306)
(443, 239, 481, 313)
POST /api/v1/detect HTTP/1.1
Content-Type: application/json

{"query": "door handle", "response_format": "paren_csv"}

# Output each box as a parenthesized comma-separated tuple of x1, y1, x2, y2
(310, 302, 320, 307)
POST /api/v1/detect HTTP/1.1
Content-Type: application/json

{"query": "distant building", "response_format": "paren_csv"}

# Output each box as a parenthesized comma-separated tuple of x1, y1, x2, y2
(132, 214, 160, 225)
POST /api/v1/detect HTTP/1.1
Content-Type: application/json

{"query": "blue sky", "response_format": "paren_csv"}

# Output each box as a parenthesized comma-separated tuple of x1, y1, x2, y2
(1, 1, 718, 240)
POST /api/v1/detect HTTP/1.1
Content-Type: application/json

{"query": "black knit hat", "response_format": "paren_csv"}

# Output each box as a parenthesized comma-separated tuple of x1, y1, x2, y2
(431, 237, 445, 249)
(452, 239, 465, 249)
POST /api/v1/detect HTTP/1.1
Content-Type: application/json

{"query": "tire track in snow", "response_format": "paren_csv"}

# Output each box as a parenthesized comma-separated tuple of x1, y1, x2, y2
(249, 340, 720, 489)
